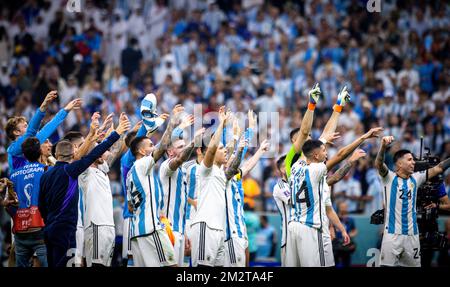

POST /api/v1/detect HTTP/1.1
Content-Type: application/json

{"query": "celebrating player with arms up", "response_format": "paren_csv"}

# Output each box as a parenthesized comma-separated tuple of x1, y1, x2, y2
(79, 113, 130, 267)
(126, 104, 183, 267)
(375, 136, 450, 267)
(189, 106, 246, 267)
(159, 114, 205, 267)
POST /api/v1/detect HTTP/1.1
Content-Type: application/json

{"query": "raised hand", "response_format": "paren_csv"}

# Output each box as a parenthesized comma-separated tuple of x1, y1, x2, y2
(248, 110, 257, 130)
(336, 86, 351, 107)
(179, 114, 194, 130)
(362, 127, 384, 140)
(170, 104, 185, 125)
(233, 116, 241, 137)
(381, 136, 395, 147)
(64, 98, 83, 112)
(218, 106, 227, 123)
(90, 112, 101, 130)
(349, 149, 366, 163)
(99, 113, 114, 133)
(40, 90, 58, 111)
(308, 83, 321, 104)
(131, 121, 143, 133)
(322, 132, 341, 145)
(116, 113, 131, 135)
(258, 139, 270, 153)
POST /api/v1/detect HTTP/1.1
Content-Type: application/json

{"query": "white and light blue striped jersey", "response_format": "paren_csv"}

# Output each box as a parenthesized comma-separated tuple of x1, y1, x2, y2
(191, 163, 229, 231)
(381, 170, 426, 235)
(321, 180, 333, 236)
(289, 160, 327, 230)
(273, 179, 290, 247)
(126, 155, 164, 239)
(159, 159, 187, 234)
(183, 160, 201, 221)
(225, 177, 247, 241)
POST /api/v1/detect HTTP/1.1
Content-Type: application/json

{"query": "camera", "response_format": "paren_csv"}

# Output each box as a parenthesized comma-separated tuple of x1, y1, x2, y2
(414, 147, 447, 252)
(370, 208, 385, 225)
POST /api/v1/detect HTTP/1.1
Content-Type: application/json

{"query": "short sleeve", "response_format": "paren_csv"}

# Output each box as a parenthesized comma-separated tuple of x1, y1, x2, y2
(309, 162, 327, 182)
(273, 182, 290, 205)
(380, 170, 395, 185)
(199, 161, 212, 177)
(160, 160, 175, 178)
(135, 155, 156, 176)
(412, 171, 427, 187)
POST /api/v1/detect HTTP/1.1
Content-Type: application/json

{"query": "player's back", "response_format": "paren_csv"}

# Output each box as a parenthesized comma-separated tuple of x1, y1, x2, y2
(273, 178, 291, 247)
(289, 160, 327, 230)
(225, 178, 247, 240)
(183, 160, 201, 221)
(127, 155, 163, 238)
(191, 162, 228, 231)
(79, 163, 114, 228)
(159, 158, 187, 234)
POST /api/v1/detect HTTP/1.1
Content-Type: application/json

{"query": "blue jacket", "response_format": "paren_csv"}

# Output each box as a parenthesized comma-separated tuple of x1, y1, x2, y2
(39, 131, 120, 233)
(7, 108, 68, 171)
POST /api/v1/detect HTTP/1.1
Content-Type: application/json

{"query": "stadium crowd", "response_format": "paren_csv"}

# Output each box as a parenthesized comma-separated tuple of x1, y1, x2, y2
(0, 0, 449, 266)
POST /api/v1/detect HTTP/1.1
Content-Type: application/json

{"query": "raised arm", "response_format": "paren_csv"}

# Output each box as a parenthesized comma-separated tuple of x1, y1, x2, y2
(36, 98, 82, 143)
(320, 86, 350, 141)
(75, 112, 102, 159)
(168, 127, 206, 171)
(427, 158, 450, 180)
(224, 137, 248, 181)
(106, 113, 130, 167)
(241, 139, 270, 177)
(203, 106, 228, 168)
(8, 91, 58, 156)
(327, 149, 366, 186)
(375, 136, 393, 177)
(152, 104, 184, 162)
(293, 83, 321, 154)
(66, 115, 130, 178)
(326, 127, 383, 171)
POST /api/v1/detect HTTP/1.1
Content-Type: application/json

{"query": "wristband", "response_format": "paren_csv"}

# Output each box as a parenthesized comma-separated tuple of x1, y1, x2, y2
(333, 104, 343, 113)
(308, 103, 316, 111)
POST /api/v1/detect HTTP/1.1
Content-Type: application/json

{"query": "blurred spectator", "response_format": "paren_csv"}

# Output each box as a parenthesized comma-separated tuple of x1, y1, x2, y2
(333, 201, 358, 268)
(244, 204, 260, 263)
(333, 171, 362, 214)
(256, 215, 276, 260)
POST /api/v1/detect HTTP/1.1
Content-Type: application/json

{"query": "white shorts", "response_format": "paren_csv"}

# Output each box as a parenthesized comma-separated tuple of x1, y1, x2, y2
(286, 221, 326, 267)
(323, 233, 335, 267)
(122, 217, 132, 259)
(190, 222, 225, 267)
(84, 224, 115, 267)
(379, 232, 421, 267)
(131, 229, 176, 267)
(75, 226, 84, 266)
(224, 237, 247, 267)
(173, 231, 186, 267)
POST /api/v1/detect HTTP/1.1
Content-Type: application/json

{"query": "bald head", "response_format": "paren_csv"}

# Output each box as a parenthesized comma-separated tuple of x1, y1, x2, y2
(56, 140, 75, 162)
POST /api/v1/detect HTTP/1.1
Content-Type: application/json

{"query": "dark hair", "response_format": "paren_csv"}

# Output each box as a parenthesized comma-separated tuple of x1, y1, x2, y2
(63, 131, 83, 143)
(130, 136, 148, 157)
(276, 155, 286, 171)
(125, 130, 138, 148)
(289, 128, 300, 142)
(302, 139, 324, 158)
(393, 149, 413, 163)
(21, 137, 41, 162)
